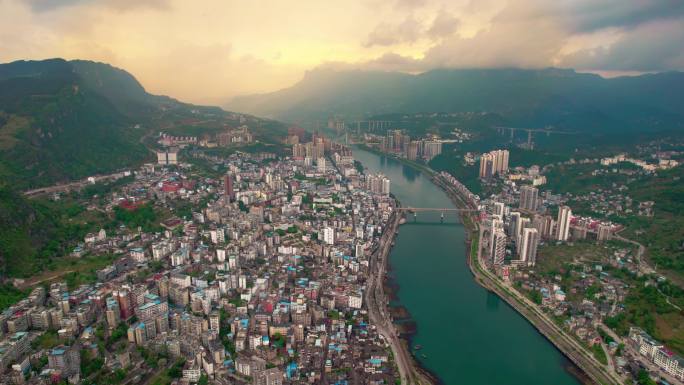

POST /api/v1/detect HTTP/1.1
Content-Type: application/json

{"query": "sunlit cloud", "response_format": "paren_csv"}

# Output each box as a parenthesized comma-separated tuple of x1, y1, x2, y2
(0, 0, 682, 104)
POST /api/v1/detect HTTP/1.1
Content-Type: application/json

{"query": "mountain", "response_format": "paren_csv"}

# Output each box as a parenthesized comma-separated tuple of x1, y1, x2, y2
(228, 68, 684, 133)
(0, 59, 162, 189)
(0, 58, 289, 280)
(0, 59, 285, 189)
(0, 187, 58, 277)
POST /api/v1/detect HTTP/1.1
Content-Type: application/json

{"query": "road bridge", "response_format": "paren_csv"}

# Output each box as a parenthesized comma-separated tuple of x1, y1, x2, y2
(395, 207, 478, 212)
(396, 207, 478, 223)
(494, 126, 578, 149)
(353, 120, 393, 132)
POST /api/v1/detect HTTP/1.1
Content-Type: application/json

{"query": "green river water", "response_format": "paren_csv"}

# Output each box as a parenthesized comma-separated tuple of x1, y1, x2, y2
(354, 147, 582, 385)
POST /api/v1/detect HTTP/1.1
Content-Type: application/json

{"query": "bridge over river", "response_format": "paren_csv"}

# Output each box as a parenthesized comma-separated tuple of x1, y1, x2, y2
(396, 207, 479, 222)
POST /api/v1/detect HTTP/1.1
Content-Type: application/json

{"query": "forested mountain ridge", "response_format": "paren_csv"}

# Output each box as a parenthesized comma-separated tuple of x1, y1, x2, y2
(0, 58, 287, 190)
(228, 67, 684, 134)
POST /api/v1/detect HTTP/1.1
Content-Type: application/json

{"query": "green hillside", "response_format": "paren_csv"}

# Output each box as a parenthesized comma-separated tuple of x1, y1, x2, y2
(228, 68, 684, 135)
(0, 58, 289, 282)
(0, 59, 288, 189)
(0, 59, 154, 188)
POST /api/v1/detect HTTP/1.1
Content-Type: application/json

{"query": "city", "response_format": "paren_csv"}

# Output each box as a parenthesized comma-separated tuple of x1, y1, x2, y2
(2, 2, 684, 385)
(0, 132, 410, 385)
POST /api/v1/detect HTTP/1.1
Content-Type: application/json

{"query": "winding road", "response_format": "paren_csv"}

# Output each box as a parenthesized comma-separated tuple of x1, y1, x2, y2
(366, 211, 432, 385)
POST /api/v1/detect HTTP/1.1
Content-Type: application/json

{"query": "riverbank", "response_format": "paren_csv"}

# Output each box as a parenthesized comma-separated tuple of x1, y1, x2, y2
(367, 209, 437, 385)
(382, 240, 443, 385)
(431, 172, 622, 385)
(358, 143, 621, 384)
(356, 143, 434, 175)
(353, 145, 588, 384)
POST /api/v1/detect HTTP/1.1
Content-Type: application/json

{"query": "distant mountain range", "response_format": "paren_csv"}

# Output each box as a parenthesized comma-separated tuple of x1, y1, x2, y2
(2, 60, 681, 190)
(0, 59, 283, 190)
(228, 68, 684, 133)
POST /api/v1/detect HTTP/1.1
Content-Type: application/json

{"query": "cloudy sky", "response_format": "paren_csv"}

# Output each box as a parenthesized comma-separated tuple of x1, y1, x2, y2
(1, 0, 683, 104)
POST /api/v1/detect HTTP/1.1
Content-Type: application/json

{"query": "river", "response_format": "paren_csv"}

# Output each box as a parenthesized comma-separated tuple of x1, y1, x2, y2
(353, 147, 582, 385)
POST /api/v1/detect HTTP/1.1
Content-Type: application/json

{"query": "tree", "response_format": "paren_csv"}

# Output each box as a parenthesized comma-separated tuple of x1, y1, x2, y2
(168, 360, 185, 378)
(637, 369, 657, 385)
(529, 290, 542, 305)
(272, 333, 285, 348)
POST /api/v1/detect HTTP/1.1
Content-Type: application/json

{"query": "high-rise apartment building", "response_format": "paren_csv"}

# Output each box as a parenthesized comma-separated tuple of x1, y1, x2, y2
(423, 141, 443, 160)
(508, 211, 521, 242)
(492, 229, 507, 266)
(317, 157, 327, 173)
(479, 153, 494, 178)
(493, 202, 506, 218)
(224, 174, 235, 202)
(597, 223, 612, 242)
(496, 149, 509, 174)
(366, 174, 390, 195)
(516, 217, 530, 251)
(519, 227, 539, 266)
(479, 149, 509, 178)
(292, 143, 306, 158)
(519, 186, 539, 211)
(322, 227, 335, 245)
(113, 290, 133, 320)
(532, 214, 554, 239)
(156, 148, 179, 165)
(489, 218, 504, 259)
(406, 141, 420, 161)
(106, 297, 120, 328)
(556, 206, 572, 241)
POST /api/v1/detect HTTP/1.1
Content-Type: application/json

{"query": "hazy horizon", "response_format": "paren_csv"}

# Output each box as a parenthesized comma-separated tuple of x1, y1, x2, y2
(1, 0, 683, 105)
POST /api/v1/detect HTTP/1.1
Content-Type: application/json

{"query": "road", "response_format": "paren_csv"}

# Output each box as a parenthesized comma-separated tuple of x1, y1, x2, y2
(365, 211, 433, 385)
(472, 230, 623, 385)
(600, 323, 684, 385)
(434, 173, 623, 385)
(613, 232, 682, 310)
(23, 170, 131, 197)
(613, 232, 650, 275)
(23, 130, 158, 198)
(16, 270, 75, 290)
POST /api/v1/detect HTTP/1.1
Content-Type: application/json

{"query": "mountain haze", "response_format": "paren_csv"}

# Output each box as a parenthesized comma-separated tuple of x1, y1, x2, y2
(0, 59, 283, 189)
(228, 68, 684, 133)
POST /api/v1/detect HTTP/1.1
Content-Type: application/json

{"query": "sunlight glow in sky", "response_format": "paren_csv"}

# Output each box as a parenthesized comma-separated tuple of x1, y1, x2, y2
(1, 0, 683, 104)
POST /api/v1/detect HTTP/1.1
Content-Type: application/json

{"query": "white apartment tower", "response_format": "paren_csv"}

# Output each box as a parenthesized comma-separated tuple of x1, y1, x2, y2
(366, 174, 391, 195)
(317, 157, 327, 173)
(489, 218, 504, 260)
(479, 149, 509, 178)
(322, 227, 335, 245)
(493, 202, 506, 217)
(479, 153, 494, 178)
(556, 206, 572, 241)
(492, 229, 507, 266)
(520, 227, 539, 266)
(519, 186, 539, 211)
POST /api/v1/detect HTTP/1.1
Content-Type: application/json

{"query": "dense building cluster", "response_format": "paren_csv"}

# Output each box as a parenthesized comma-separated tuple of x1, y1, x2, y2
(479, 180, 617, 271)
(361, 129, 443, 161)
(0, 146, 404, 385)
(468, 146, 684, 384)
